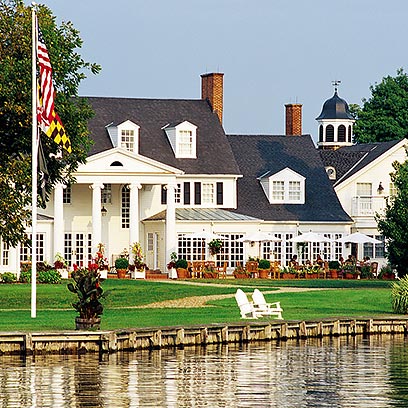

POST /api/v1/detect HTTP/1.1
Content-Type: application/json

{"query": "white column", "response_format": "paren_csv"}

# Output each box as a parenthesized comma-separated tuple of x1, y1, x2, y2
(53, 183, 65, 257)
(129, 183, 142, 250)
(165, 182, 177, 265)
(90, 183, 104, 253)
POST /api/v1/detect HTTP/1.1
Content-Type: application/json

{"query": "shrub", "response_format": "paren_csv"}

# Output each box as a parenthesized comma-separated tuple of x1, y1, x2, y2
(175, 259, 188, 269)
(360, 265, 373, 279)
(1, 272, 17, 283)
(391, 275, 408, 314)
(328, 260, 340, 270)
(19, 270, 31, 283)
(258, 259, 271, 269)
(38, 269, 62, 284)
(115, 257, 129, 270)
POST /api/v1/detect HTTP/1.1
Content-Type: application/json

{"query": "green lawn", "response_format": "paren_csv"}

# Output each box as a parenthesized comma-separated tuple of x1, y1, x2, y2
(0, 279, 396, 331)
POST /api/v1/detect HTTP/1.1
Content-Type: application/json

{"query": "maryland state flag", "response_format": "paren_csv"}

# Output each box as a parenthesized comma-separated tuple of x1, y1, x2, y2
(36, 27, 71, 153)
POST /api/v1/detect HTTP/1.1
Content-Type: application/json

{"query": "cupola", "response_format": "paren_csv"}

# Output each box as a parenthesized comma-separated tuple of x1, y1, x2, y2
(316, 81, 354, 150)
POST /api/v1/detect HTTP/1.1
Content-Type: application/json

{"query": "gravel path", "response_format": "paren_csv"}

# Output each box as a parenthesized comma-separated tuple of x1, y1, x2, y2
(137, 280, 325, 308)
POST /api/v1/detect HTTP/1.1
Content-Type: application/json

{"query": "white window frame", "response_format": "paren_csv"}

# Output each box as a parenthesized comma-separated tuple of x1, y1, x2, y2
(101, 183, 112, 204)
(202, 182, 215, 204)
(63, 184, 71, 204)
(163, 121, 197, 158)
(264, 168, 305, 204)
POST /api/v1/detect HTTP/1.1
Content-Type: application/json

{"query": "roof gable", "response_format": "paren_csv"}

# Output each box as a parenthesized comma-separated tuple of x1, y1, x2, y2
(227, 134, 351, 223)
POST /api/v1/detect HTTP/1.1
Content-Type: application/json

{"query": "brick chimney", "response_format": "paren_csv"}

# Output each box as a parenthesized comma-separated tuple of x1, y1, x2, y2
(201, 73, 224, 124)
(285, 103, 302, 136)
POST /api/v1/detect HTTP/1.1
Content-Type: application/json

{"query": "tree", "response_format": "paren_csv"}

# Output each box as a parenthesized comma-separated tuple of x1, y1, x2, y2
(376, 155, 408, 278)
(0, 0, 100, 246)
(353, 68, 408, 144)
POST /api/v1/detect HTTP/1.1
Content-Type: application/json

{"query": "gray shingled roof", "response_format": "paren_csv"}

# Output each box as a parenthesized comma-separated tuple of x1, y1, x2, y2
(320, 140, 402, 185)
(85, 97, 240, 175)
(144, 208, 260, 222)
(227, 134, 352, 223)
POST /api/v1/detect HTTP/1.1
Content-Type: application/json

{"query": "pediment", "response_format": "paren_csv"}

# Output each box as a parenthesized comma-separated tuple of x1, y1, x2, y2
(75, 147, 183, 176)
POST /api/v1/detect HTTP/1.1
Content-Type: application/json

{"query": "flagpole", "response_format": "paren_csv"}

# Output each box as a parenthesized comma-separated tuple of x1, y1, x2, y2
(31, 4, 38, 318)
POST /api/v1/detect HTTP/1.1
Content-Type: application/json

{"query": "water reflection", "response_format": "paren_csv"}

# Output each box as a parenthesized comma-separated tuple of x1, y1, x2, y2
(0, 334, 407, 407)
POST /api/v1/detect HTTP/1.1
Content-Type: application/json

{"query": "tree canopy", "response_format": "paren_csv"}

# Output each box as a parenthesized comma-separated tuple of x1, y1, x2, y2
(0, 0, 100, 246)
(376, 154, 408, 278)
(353, 68, 408, 144)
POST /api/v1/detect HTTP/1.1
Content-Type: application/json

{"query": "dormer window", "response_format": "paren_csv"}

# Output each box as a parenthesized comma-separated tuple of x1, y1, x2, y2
(259, 167, 305, 204)
(163, 121, 197, 158)
(106, 120, 140, 153)
(121, 129, 135, 151)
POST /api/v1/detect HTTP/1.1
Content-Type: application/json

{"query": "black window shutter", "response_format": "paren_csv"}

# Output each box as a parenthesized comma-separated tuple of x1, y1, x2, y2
(194, 182, 201, 205)
(216, 182, 223, 205)
(184, 182, 190, 205)
(161, 185, 167, 205)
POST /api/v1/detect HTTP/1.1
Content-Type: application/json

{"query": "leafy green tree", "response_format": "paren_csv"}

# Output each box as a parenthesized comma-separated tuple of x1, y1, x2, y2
(376, 155, 408, 277)
(0, 0, 100, 246)
(354, 68, 408, 144)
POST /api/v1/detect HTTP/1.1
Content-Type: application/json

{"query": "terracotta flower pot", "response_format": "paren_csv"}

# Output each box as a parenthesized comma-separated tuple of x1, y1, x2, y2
(176, 268, 189, 279)
(258, 269, 270, 279)
(117, 269, 127, 279)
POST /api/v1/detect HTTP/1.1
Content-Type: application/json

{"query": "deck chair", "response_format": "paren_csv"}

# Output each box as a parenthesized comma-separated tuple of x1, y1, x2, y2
(252, 289, 283, 319)
(235, 289, 261, 319)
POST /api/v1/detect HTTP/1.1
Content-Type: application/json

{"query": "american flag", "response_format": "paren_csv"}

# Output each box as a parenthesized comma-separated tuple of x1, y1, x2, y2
(37, 26, 71, 153)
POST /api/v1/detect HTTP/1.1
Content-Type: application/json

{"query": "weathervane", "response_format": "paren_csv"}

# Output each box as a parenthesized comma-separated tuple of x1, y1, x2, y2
(332, 80, 341, 93)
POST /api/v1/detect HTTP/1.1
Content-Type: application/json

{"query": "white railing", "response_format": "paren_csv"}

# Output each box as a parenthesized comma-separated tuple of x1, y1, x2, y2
(351, 196, 387, 217)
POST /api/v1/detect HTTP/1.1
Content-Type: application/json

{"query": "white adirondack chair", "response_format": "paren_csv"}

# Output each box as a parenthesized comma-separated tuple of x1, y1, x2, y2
(252, 289, 283, 319)
(235, 289, 261, 319)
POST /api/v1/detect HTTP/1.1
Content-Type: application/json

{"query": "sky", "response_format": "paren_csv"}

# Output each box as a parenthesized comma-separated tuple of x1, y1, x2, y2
(30, 0, 408, 141)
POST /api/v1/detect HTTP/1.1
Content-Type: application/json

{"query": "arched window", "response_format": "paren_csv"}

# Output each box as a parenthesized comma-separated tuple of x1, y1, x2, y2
(338, 125, 346, 142)
(110, 161, 123, 167)
(121, 185, 130, 228)
(348, 125, 352, 142)
(326, 125, 334, 142)
(319, 125, 323, 142)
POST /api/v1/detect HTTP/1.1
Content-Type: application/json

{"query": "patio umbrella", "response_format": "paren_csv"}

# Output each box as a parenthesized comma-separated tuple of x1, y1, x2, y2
(288, 231, 333, 243)
(335, 232, 382, 244)
(236, 231, 282, 258)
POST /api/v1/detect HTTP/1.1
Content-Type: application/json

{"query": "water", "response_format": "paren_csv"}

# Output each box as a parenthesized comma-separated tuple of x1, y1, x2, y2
(1, 334, 408, 407)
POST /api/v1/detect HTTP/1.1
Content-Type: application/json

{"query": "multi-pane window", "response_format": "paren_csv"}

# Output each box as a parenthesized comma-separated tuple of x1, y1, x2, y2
(272, 181, 285, 200)
(288, 181, 301, 201)
(101, 183, 112, 204)
(64, 233, 72, 266)
(202, 183, 215, 204)
(363, 235, 385, 259)
(178, 130, 193, 156)
(63, 185, 71, 204)
(175, 184, 181, 204)
(2, 241, 9, 266)
(121, 129, 134, 151)
(216, 234, 244, 268)
(20, 234, 45, 262)
(389, 182, 397, 197)
(121, 185, 130, 228)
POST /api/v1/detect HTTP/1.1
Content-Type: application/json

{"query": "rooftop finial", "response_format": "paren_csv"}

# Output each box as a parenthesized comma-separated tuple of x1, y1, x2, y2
(332, 80, 341, 93)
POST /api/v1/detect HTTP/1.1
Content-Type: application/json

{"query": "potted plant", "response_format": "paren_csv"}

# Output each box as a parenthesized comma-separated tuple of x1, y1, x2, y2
(233, 264, 250, 279)
(115, 257, 129, 279)
(360, 265, 373, 279)
(167, 252, 178, 279)
(67, 267, 106, 330)
(131, 242, 145, 271)
(208, 239, 223, 256)
(378, 264, 395, 280)
(54, 253, 68, 279)
(202, 261, 219, 279)
(258, 259, 270, 279)
(342, 263, 357, 279)
(175, 258, 189, 278)
(328, 260, 340, 279)
(282, 266, 297, 279)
